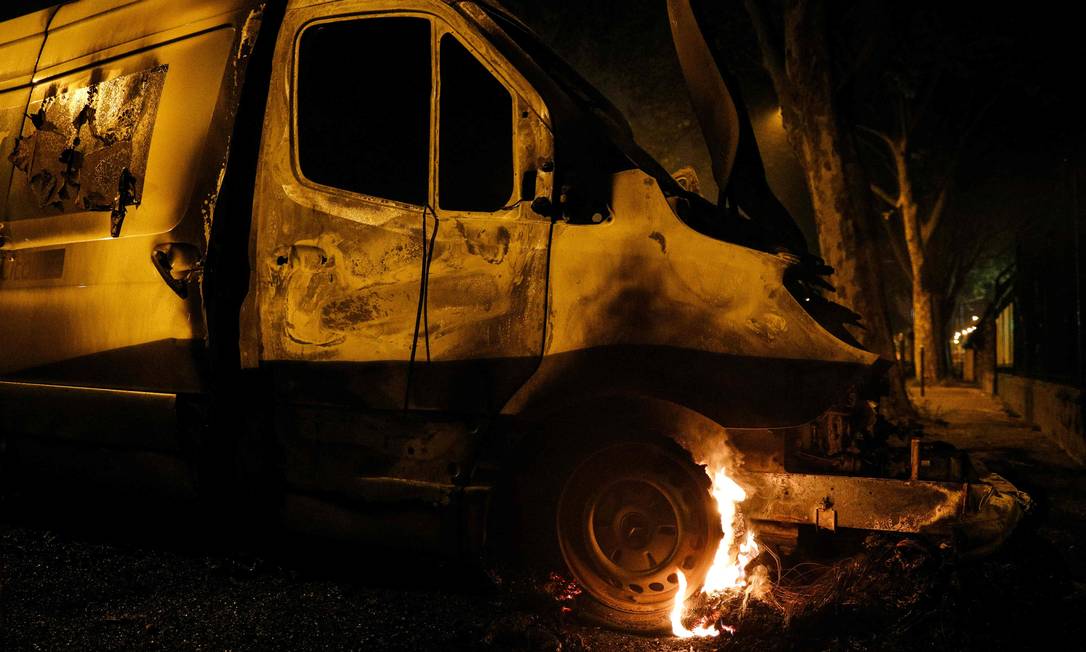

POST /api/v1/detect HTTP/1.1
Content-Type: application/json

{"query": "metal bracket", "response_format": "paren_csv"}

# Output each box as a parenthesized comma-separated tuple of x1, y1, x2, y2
(110, 167, 139, 238)
(815, 503, 837, 532)
(151, 243, 202, 299)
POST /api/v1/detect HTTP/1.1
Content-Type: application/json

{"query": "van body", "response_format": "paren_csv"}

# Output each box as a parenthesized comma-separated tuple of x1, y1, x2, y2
(0, 0, 1024, 630)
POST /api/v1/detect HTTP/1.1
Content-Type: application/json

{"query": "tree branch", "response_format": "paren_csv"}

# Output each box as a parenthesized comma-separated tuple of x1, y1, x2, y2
(856, 134, 899, 179)
(856, 124, 898, 152)
(870, 183, 900, 208)
(921, 182, 951, 248)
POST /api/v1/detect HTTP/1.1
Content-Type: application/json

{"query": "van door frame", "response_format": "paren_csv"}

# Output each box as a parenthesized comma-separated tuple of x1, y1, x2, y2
(239, 1, 554, 551)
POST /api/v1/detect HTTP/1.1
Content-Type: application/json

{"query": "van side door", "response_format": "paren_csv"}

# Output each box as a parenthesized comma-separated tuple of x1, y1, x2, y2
(247, 9, 433, 411)
(246, 1, 553, 416)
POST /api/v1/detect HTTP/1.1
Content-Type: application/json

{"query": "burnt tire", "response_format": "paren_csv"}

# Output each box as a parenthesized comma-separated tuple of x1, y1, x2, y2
(553, 439, 721, 633)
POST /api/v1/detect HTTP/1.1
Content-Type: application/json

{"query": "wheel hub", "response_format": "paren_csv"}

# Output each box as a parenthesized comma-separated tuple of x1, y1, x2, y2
(590, 480, 680, 575)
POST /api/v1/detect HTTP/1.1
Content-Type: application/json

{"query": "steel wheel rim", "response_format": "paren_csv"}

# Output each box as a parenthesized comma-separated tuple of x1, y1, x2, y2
(556, 442, 718, 614)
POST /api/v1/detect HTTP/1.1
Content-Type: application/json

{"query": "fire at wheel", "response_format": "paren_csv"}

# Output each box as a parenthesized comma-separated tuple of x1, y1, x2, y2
(556, 441, 722, 632)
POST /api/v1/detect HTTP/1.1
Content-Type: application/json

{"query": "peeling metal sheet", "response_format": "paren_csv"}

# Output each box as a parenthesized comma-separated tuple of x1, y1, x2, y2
(8, 65, 166, 218)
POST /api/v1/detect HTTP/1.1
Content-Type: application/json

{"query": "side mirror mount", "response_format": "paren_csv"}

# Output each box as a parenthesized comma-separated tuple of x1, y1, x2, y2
(530, 196, 553, 217)
(523, 158, 555, 218)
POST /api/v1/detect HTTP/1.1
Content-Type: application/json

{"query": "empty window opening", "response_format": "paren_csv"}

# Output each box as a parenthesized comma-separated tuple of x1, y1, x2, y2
(297, 17, 431, 206)
(438, 34, 513, 212)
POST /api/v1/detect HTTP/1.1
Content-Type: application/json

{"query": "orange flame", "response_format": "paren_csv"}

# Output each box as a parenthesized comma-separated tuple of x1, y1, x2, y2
(671, 467, 759, 638)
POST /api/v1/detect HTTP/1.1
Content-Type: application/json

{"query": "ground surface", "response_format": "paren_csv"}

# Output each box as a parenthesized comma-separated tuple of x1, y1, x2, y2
(2, 384, 1084, 650)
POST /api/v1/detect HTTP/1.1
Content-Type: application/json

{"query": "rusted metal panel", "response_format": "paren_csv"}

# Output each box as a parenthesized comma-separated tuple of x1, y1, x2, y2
(741, 472, 967, 534)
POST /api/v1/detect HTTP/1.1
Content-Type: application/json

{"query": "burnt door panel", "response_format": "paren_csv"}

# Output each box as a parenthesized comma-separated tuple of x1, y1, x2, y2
(250, 15, 432, 411)
(407, 32, 551, 415)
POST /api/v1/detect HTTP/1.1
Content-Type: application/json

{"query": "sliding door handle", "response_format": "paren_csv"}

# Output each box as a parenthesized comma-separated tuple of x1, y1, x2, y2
(151, 242, 203, 299)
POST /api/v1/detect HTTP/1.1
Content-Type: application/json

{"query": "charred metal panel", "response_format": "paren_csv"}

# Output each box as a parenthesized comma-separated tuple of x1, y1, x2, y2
(7, 65, 166, 219)
(36, 1, 261, 76)
(0, 8, 50, 92)
(0, 104, 29, 218)
(407, 27, 554, 413)
(0, 2, 271, 472)
(3, 339, 208, 394)
(0, 7, 50, 215)
(0, 22, 240, 387)
(406, 214, 549, 413)
(505, 170, 881, 428)
(245, 6, 429, 410)
(252, 191, 425, 408)
(0, 248, 64, 281)
(742, 472, 967, 534)
(248, 1, 555, 418)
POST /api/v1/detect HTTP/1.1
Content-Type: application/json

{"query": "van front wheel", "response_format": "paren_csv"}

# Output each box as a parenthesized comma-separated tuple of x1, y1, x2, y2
(555, 440, 721, 632)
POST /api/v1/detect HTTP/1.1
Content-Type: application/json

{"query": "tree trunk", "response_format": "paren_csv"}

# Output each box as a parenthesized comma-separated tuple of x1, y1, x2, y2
(747, 0, 915, 418)
(911, 277, 947, 383)
(894, 143, 947, 384)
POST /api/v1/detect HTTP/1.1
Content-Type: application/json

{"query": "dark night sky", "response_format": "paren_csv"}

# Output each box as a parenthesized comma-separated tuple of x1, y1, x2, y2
(5, 0, 1082, 260)
(505, 1, 1086, 259)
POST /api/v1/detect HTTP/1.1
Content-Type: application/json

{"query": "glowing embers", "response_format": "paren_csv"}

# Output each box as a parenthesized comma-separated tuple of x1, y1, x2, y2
(671, 467, 760, 638)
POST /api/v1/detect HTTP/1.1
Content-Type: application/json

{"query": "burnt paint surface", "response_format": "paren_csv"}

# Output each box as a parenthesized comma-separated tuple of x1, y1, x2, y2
(0, 0, 268, 522)
(248, 2, 554, 417)
(244, 2, 556, 498)
(7, 65, 166, 217)
(254, 175, 427, 410)
(505, 170, 881, 429)
(0, 2, 883, 534)
(407, 213, 551, 413)
(0, 2, 263, 402)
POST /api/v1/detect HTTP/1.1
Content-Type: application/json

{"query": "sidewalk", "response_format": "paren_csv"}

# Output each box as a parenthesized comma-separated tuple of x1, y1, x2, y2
(911, 383, 1086, 584)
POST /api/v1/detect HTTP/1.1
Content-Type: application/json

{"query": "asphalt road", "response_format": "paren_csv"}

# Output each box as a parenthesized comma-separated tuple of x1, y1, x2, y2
(2, 385, 1084, 651)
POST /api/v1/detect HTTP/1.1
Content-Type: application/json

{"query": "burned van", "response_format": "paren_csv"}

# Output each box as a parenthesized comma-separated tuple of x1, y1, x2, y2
(0, 0, 1025, 632)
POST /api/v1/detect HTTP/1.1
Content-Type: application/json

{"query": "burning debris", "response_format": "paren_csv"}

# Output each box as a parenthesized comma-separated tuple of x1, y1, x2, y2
(671, 466, 764, 638)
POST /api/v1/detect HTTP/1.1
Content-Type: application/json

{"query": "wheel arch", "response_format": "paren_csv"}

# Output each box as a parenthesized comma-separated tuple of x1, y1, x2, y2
(506, 391, 734, 474)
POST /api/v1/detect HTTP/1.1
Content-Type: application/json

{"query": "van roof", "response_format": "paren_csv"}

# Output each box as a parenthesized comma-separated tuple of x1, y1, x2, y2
(1, 0, 260, 89)
(0, 7, 52, 90)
